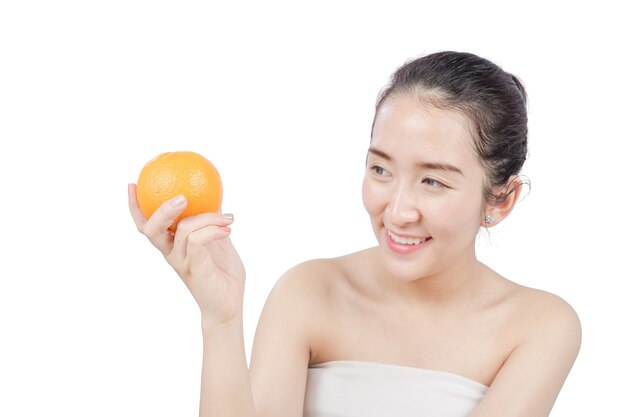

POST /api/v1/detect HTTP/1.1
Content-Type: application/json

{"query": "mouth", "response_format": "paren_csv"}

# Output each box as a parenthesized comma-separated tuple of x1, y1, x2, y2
(384, 229, 432, 255)
(386, 230, 431, 246)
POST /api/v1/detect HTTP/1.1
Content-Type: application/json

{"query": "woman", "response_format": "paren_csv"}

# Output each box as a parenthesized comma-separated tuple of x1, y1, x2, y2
(128, 51, 581, 417)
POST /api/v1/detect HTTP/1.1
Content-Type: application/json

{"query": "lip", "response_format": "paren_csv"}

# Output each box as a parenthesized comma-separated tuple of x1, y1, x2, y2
(384, 229, 432, 254)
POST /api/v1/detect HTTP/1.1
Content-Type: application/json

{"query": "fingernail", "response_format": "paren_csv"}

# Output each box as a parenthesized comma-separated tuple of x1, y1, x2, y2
(171, 195, 187, 208)
(223, 213, 234, 221)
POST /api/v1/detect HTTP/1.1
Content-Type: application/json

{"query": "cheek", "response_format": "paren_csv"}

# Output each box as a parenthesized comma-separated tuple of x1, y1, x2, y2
(429, 196, 483, 236)
(362, 177, 384, 217)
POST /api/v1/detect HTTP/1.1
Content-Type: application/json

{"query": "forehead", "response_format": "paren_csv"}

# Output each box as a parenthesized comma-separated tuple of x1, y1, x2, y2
(371, 94, 478, 166)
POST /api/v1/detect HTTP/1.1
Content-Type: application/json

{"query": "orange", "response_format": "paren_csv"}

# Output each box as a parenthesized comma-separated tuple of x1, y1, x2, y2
(136, 151, 222, 231)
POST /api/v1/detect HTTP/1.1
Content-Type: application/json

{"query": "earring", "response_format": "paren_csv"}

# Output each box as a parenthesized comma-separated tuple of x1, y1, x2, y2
(485, 215, 494, 225)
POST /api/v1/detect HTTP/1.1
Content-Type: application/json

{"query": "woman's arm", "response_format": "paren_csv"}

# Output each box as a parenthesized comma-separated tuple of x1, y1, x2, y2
(199, 317, 255, 417)
(128, 184, 311, 417)
(470, 293, 582, 417)
(249, 262, 323, 416)
(128, 184, 256, 417)
(196, 262, 316, 417)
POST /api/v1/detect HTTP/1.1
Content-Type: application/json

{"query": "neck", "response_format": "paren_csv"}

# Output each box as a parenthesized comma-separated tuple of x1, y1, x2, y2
(371, 247, 489, 310)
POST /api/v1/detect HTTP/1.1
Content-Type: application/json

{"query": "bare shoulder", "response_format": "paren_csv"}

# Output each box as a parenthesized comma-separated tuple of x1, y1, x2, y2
(269, 250, 365, 303)
(248, 257, 355, 416)
(258, 250, 370, 341)
(507, 282, 582, 346)
(471, 279, 582, 416)
(251, 254, 356, 362)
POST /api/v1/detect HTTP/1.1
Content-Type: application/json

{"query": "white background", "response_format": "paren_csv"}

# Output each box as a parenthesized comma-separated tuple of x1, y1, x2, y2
(1, 1, 624, 416)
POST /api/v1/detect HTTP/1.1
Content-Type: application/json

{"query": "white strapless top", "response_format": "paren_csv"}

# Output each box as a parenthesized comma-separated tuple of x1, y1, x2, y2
(303, 361, 488, 417)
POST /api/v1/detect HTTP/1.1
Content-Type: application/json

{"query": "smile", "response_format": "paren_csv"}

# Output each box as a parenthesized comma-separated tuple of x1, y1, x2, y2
(384, 230, 431, 255)
(387, 230, 430, 245)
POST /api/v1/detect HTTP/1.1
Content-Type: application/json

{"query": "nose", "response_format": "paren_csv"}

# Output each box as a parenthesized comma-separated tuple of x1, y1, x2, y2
(385, 183, 420, 226)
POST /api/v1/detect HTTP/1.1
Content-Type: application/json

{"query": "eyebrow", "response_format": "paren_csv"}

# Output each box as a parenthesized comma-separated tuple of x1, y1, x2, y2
(367, 146, 465, 177)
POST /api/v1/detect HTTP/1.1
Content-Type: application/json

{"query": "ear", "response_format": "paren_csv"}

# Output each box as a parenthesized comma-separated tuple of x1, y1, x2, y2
(482, 176, 524, 227)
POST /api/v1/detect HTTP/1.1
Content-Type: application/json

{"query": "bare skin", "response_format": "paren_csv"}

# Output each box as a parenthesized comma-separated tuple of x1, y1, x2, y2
(129, 94, 581, 417)
(248, 249, 581, 416)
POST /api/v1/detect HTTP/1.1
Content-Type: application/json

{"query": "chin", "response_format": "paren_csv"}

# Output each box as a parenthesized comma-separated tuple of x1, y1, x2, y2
(377, 248, 436, 282)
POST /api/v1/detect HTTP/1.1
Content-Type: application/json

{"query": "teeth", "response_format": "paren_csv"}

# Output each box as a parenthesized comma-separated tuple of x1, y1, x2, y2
(388, 231, 424, 245)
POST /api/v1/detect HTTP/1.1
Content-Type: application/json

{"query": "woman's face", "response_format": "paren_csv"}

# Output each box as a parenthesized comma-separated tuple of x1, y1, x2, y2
(362, 94, 488, 281)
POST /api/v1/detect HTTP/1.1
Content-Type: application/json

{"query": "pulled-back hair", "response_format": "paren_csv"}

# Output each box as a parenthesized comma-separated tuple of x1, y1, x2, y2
(374, 51, 529, 203)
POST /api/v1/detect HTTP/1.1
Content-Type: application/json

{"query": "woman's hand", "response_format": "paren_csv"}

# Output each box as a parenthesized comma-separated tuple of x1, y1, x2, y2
(128, 184, 246, 326)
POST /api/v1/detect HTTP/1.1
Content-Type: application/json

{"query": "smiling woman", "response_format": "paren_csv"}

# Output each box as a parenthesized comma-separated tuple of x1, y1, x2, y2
(363, 97, 486, 279)
(129, 51, 581, 417)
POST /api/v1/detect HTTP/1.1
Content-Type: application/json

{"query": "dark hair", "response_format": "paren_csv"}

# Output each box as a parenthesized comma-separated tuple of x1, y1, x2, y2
(374, 51, 529, 203)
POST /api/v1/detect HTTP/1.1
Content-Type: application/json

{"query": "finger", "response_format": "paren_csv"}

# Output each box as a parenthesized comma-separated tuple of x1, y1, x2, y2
(128, 183, 147, 231)
(142, 194, 188, 253)
(185, 224, 233, 268)
(171, 213, 235, 262)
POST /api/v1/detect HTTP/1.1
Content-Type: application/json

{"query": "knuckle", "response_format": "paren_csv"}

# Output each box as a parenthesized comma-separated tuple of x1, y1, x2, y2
(187, 232, 202, 246)
(141, 222, 159, 238)
(174, 220, 190, 236)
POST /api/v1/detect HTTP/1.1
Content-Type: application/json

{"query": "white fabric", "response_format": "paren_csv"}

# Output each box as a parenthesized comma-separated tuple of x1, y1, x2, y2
(303, 361, 488, 417)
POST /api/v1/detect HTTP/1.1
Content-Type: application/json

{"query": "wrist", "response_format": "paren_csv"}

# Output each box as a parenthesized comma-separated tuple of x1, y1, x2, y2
(201, 313, 244, 335)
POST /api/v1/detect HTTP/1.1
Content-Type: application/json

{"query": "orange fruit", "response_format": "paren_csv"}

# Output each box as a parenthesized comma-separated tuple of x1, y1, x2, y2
(136, 151, 222, 231)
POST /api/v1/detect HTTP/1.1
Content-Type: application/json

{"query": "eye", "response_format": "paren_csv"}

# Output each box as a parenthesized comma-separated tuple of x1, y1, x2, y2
(370, 165, 389, 176)
(423, 177, 445, 188)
